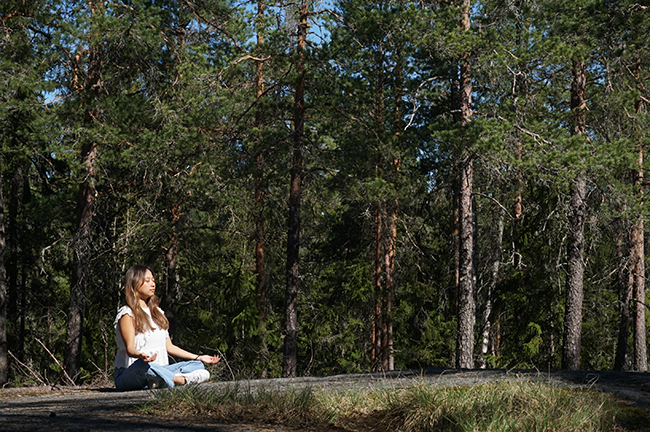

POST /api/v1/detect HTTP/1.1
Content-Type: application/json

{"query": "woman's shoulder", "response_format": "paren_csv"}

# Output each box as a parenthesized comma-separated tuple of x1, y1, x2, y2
(114, 305, 133, 324)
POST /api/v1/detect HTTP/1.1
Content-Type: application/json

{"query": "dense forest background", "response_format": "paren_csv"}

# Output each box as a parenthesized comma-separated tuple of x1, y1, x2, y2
(1, 0, 650, 386)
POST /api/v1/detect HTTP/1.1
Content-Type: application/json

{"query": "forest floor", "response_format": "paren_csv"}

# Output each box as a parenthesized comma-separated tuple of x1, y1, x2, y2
(1, 368, 650, 431)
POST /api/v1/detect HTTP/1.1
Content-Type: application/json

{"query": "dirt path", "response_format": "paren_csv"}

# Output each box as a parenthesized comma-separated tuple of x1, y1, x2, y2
(2, 368, 650, 431)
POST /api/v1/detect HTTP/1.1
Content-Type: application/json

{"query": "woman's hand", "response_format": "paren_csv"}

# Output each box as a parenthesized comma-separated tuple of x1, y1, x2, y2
(197, 354, 220, 364)
(141, 352, 157, 362)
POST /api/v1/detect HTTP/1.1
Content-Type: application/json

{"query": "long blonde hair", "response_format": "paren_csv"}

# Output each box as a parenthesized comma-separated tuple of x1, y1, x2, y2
(124, 265, 169, 334)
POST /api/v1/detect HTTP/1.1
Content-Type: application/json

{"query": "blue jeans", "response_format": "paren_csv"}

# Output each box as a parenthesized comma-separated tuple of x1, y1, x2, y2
(114, 359, 205, 391)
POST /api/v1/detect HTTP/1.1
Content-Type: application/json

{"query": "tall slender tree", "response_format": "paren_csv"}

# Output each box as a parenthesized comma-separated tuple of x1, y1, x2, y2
(630, 54, 647, 372)
(455, 0, 476, 370)
(63, 0, 104, 381)
(561, 60, 588, 370)
(0, 168, 6, 385)
(283, 0, 310, 378)
(253, 0, 270, 375)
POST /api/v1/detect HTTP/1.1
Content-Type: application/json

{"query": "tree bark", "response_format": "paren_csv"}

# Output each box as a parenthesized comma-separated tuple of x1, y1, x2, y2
(456, 157, 475, 369)
(562, 174, 586, 370)
(631, 147, 646, 371)
(630, 58, 648, 371)
(561, 60, 587, 371)
(0, 172, 8, 384)
(455, 0, 475, 370)
(614, 212, 631, 371)
(479, 207, 503, 369)
(372, 204, 382, 370)
(384, 199, 397, 371)
(282, 0, 308, 378)
(372, 198, 397, 372)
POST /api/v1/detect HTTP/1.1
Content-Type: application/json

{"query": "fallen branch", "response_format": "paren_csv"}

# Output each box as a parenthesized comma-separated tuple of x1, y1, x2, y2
(35, 338, 76, 386)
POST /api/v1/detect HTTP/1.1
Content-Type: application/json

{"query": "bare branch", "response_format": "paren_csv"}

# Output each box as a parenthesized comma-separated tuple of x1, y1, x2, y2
(35, 338, 76, 386)
(8, 351, 48, 387)
(233, 55, 272, 65)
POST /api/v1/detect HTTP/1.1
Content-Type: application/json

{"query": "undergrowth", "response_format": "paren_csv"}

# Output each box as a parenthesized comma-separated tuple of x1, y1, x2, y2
(140, 379, 625, 431)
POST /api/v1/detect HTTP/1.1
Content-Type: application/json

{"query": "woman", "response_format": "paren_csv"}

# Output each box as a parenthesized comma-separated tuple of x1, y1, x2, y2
(113, 265, 220, 391)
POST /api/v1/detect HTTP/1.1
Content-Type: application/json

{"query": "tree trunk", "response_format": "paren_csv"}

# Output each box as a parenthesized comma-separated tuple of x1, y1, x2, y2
(514, 141, 523, 269)
(630, 58, 648, 371)
(384, 199, 397, 371)
(255, 0, 267, 336)
(372, 198, 397, 372)
(631, 148, 646, 371)
(562, 175, 586, 370)
(561, 60, 587, 371)
(0, 172, 8, 385)
(456, 157, 475, 369)
(372, 204, 382, 370)
(614, 212, 631, 371)
(162, 202, 181, 342)
(479, 207, 503, 369)
(455, 0, 475, 370)
(282, 0, 308, 378)
(64, 140, 97, 382)
(6, 173, 18, 359)
(64, 5, 103, 381)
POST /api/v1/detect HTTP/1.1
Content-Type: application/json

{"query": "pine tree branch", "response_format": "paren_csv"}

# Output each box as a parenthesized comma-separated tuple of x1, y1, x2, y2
(182, 0, 244, 52)
(632, 299, 650, 311)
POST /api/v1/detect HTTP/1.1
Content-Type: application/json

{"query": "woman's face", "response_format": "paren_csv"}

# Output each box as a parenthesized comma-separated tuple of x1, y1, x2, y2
(135, 269, 156, 302)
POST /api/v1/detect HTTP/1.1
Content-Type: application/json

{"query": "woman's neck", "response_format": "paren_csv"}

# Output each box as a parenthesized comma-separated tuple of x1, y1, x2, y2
(138, 299, 148, 309)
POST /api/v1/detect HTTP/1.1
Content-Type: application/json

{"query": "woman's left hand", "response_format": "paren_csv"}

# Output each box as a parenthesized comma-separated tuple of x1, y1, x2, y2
(197, 354, 220, 364)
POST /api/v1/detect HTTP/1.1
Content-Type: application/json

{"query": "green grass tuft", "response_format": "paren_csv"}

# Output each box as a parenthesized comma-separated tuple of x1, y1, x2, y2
(140, 380, 625, 431)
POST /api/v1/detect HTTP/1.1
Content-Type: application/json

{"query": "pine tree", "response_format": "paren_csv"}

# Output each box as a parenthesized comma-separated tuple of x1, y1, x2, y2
(0, 0, 54, 385)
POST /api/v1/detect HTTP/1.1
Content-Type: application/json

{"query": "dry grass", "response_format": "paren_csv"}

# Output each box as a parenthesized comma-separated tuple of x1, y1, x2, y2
(141, 380, 622, 431)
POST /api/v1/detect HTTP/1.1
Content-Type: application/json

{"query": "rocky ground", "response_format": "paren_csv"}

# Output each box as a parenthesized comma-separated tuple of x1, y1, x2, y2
(2, 368, 650, 431)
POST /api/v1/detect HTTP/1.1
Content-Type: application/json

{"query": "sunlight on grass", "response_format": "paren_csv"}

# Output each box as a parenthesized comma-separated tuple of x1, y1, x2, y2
(141, 379, 620, 431)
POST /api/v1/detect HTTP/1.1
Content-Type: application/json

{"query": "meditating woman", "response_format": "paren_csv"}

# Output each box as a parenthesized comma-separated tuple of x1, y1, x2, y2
(113, 264, 220, 391)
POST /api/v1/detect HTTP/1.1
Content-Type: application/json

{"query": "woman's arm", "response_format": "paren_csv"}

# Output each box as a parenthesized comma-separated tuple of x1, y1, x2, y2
(166, 338, 220, 364)
(118, 314, 157, 362)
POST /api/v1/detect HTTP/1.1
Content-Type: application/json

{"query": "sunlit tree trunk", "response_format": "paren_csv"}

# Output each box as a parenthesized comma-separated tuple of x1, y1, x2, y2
(631, 146, 646, 371)
(562, 60, 587, 371)
(456, 0, 475, 370)
(384, 199, 397, 371)
(372, 198, 397, 372)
